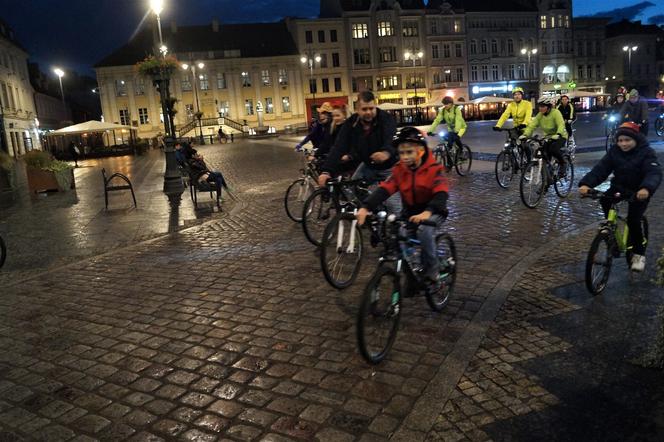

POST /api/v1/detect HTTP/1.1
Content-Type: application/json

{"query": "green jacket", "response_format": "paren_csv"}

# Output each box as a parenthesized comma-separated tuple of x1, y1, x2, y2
(430, 105, 467, 137)
(523, 108, 568, 139)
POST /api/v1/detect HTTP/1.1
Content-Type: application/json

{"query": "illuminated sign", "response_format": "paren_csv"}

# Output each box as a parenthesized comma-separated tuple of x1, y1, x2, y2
(472, 84, 515, 94)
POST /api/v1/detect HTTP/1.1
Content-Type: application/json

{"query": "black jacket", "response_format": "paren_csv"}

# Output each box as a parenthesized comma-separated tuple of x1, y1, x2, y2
(322, 109, 397, 174)
(619, 98, 649, 124)
(579, 140, 662, 195)
(314, 120, 336, 158)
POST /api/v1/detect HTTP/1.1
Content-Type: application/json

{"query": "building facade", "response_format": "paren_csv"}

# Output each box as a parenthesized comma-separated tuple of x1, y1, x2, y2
(0, 19, 41, 157)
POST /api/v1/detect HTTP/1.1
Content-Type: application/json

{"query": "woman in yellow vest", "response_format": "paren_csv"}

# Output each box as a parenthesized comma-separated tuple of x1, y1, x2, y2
(427, 96, 467, 148)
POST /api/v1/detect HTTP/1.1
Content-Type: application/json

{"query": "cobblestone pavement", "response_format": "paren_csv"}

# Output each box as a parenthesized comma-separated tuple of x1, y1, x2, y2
(0, 141, 662, 441)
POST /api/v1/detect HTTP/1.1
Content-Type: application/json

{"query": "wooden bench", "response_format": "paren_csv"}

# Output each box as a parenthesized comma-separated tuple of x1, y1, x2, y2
(179, 162, 221, 209)
(102, 168, 137, 210)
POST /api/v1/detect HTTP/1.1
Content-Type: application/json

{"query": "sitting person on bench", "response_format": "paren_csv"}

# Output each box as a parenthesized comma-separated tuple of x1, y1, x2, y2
(189, 152, 227, 193)
(175, 141, 196, 165)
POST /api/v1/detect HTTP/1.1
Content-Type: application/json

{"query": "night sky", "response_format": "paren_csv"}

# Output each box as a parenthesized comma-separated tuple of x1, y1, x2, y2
(1, 0, 663, 78)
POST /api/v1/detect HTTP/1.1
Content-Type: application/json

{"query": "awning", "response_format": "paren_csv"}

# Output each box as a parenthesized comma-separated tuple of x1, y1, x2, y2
(47, 120, 137, 136)
(470, 96, 514, 104)
(378, 103, 416, 110)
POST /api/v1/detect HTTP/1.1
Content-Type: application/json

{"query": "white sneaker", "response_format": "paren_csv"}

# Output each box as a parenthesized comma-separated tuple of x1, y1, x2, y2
(631, 254, 646, 272)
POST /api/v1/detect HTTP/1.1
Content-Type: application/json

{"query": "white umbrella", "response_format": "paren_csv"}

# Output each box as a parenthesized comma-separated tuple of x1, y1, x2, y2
(378, 102, 416, 110)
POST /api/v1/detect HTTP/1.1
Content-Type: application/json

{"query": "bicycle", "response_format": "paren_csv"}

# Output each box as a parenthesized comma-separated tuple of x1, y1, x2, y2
(519, 136, 575, 209)
(605, 122, 618, 153)
(566, 122, 577, 161)
(284, 149, 320, 222)
(356, 213, 457, 364)
(582, 189, 649, 295)
(494, 126, 529, 189)
(0, 234, 5, 269)
(431, 131, 472, 176)
(655, 113, 664, 137)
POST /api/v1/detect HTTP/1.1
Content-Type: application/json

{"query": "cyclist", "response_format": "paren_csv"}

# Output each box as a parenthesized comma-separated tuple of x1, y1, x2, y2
(620, 89, 650, 135)
(296, 103, 332, 152)
(520, 97, 568, 177)
(427, 96, 467, 149)
(556, 95, 576, 139)
(493, 87, 532, 132)
(578, 122, 662, 271)
(611, 94, 626, 114)
(357, 127, 449, 284)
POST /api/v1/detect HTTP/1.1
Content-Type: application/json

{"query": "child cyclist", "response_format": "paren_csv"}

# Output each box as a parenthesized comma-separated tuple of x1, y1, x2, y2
(356, 127, 449, 284)
(578, 122, 662, 272)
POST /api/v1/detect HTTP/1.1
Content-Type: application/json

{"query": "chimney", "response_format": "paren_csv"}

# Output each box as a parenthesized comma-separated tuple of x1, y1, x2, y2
(212, 18, 220, 32)
(170, 21, 177, 33)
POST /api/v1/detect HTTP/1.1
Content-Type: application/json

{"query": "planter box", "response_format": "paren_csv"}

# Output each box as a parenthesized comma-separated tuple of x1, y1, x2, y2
(26, 166, 75, 193)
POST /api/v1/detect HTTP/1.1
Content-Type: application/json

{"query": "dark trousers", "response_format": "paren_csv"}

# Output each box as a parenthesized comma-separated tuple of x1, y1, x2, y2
(600, 190, 649, 255)
(543, 137, 566, 167)
(206, 171, 226, 192)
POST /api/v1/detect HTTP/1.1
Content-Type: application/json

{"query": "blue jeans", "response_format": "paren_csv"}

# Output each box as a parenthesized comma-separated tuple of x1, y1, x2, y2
(352, 163, 402, 214)
(416, 214, 442, 280)
(206, 171, 226, 192)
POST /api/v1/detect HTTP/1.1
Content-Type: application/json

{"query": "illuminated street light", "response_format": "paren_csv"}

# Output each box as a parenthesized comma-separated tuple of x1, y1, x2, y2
(301, 54, 322, 113)
(53, 67, 67, 115)
(182, 62, 206, 144)
(622, 45, 638, 73)
(404, 51, 424, 123)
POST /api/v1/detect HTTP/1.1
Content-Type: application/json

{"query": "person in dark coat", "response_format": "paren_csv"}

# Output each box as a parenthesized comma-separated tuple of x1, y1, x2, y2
(619, 89, 650, 135)
(68, 141, 79, 167)
(295, 108, 330, 152)
(579, 122, 662, 272)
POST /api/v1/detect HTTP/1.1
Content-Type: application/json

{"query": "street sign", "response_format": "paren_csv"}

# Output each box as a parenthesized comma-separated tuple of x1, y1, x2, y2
(568, 82, 577, 89)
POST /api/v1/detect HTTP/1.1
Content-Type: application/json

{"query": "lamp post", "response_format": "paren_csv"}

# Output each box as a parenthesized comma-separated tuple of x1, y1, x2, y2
(520, 48, 538, 85)
(182, 62, 205, 145)
(404, 50, 424, 124)
(300, 53, 321, 119)
(622, 45, 638, 73)
(53, 68, 67, 118)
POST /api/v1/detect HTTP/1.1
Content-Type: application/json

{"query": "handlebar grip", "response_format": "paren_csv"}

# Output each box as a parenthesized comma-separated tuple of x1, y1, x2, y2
(339, 212, 357, 221)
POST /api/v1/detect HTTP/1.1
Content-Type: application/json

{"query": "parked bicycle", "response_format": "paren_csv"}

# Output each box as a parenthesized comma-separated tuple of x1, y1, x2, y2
(582, 189, 649, 295)
(356, 213, 457, 364)
(284, 148, 320, 222)
(432, 131, 472, 176)
(519, 136, 575, 209)
(494, 126, 529, 189)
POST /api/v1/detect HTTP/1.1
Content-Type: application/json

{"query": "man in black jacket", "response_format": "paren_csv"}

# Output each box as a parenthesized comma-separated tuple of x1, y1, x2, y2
(318, 90, 401, 211)
(620, 89, 650, 135)
(579, 122, 662, 271)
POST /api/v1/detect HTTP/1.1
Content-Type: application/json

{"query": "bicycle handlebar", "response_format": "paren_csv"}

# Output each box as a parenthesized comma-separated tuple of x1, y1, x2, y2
(581, 188, 636, 201)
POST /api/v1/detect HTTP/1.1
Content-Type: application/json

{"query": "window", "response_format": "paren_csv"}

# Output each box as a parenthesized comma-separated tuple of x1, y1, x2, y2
(138, 108, 149, 124)
(557, 40, 563, 53)
(517, 64, 524, 79)
(407, 73, 424, 88)
(322, 78, 330, 93)
(481, 39, 487, 54)
(556, 65, 570, 82)
(577, 41, 583, 56)
(470, 40, 477, 55)
(403, 22, 418, 37)
(444, 69, 452, 82)
(282, 96, 291, 112)
(318, 30, 325, 43)
(305, 30, 313, 43)
(199, 73, 209, 90)
(595, 41, 601, 56)
(379, 47, 397, 62)
(564, 15, 570, 28)
(0, 83, 7, 109)
(278, 69, 288, 85)
(557, 15, 563, 27)
(542, 41, 548, 55)
(471, 65, 478, 81)
(309, 78, 317, 94)
(119, 109, 130, 125)
(241, 71, 251, 87)
(352, 23, 368, 39)
(353, 48, 371, 65)
(433, 72, 442, 84)
(578, 64, 584, 79)
(492, 64, 499, 80)
(540, 15, 547, 29)
(586, 41, 593, 56)
(334, 77, 342, 92)
(332, 53, 340, 67)
(181, 76, 192, 91)
(135, 78, 145, 95)
(320, 54, 328, 68)
(219, 100, 229, 116)
(261, 70, 271, 86)
(481, 65, 488, 81)
(454, 20, 461, 33)
(507, 39, 514, 55)
(432, 44, 440, 59)
(430, 19, 438, 34)
(216, 72, 227, 89)
(596, 64, 601, 80)
(245, 99, 254, 115)
(377, 75, 400, 90)
(586, 65, 592, 79)
(265, 97, 274, 114)
(491, 39, 498, 55)
(456, 67, 463, 82)
(352, 76, 373, 92)
(455, 43, 462, 58)
(378, 21, 394, 37)
(115, 79, 127, 96)
(443, 44, 451, 58)
(185, 104, 194, 118)
(550, 16, 555, 28)
(330, 29, 338, 42)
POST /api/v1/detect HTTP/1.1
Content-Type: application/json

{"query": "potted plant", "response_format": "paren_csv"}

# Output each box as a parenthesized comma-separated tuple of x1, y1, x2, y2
(0, 150, 14, 190)
(23, 150, 75, 193)
(135, 55, 180, 79)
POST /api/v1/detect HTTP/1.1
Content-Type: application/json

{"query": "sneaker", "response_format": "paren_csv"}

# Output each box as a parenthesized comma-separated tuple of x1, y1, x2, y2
(631, 254, 646, 272)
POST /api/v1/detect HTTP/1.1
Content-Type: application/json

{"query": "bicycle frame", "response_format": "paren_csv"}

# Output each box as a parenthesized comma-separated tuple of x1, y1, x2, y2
(605, 206, 630, 253)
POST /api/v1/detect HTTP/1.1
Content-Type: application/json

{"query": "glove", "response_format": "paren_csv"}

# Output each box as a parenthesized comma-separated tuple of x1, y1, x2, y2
(294, 144, 302, 152)
(492, 126, 501, 132)
(518, 135, 527, 140)
(550, 134, 560, 140)
(426, 131, 434, 136)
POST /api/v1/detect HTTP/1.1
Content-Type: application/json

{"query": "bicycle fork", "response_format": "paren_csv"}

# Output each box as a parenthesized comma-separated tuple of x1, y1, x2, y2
(336, 212, 358, 253)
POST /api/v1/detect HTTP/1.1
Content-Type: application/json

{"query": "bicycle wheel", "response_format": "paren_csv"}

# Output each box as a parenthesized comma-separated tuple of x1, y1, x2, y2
(519, 161, 545, 208)
(553, 156, 574, 198)
(302, 188, 338, 247)
(605, 132, 615, 152)
(426, 234, 456, 312)
(320, 215, 363, 289)
(585, 231, 613, 295)
(625, 216, 649, 266)
(454, 145, 473, 176)
(357, 266, 401, 364)
(284, 178, 313, 222)
(495, 151, 516, 189)
(0, 235, 5, 269)
(655, 117, 664, 137)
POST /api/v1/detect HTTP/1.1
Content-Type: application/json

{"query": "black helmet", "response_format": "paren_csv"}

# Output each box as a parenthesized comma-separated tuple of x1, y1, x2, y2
(392, 126, 427, 149)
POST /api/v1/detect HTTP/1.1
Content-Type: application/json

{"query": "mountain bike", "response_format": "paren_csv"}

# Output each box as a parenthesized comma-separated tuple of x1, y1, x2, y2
(284, 149, 320, 222)
(519, 137, 574, 209)
(356, 213, 457, 364)
(432, 132, 472, 176)
(583, 189, 649, 295)
(494, 127, 529, 189)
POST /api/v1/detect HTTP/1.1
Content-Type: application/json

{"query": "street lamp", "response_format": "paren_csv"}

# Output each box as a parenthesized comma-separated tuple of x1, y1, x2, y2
(622, 45, 638, 73)
(301, 53, 321, 118)
(53, 68, 67, 117)
(520, 48, 538, 83)
(150, 0, 164, 48)
(404, 50, 424, 123)
(182, 62, 206, 144)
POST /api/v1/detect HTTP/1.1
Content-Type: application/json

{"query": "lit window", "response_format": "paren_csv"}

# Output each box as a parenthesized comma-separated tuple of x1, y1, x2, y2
(352, 23, 368, 39)
(377, 21, 394, 37)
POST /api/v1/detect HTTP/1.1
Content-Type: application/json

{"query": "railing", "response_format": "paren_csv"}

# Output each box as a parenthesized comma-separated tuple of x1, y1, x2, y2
(178, 119, 197, 136)
(219, 116, 245, 132)
(178, 116, 247, 137)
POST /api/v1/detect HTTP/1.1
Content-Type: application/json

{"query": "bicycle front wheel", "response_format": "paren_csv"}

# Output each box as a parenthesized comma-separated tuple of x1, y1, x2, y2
(320, 215, 363, 289)
(655, 117, 664, 137)
(302, 188, 339, 247)
(0, 235, 5, 269)
(357, 266, 401, 364)
(585, 231, 614, 295)
(495, 151, 516, 189)
(553, 156, 574, 198)
(426, 234, 456, 312)
(519, 161, 545, 208)
(454, 145, 473, 176)
(605, 132, 615, 152)
(284, 178, 313, 222)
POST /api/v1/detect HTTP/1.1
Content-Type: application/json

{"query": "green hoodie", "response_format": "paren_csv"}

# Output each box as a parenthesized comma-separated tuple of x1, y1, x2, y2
(523, 108, 567, 139)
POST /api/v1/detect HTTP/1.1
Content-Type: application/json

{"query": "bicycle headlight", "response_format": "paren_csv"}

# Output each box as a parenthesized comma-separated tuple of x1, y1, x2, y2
(609, 116, 617, 122)
(504, 142, 511, 147)
(438, 130, 447, 139)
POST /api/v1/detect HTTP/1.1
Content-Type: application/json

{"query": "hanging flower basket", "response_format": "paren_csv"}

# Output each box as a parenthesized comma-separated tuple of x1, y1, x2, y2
(135, 55, 180, 79)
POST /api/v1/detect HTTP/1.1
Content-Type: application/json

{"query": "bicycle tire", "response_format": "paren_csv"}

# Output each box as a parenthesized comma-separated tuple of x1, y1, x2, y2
(320, 215, 363, 289)
(655, 117, 664, 137)
(495, 151, 516, 189)
(519, 161, 545, 209)
(585, 231, 613, 295)
(0, 235, 5, 269)
(605, 132, 615, 153)
(425, 233, 456, 312)
(455, 145, 473, 176)
(625, 216, 649, 267)
(302, 188, 339, 247)
(357, 265, 401, 364)
(553, 156, 574, 198)
(284, 178, 312, 222)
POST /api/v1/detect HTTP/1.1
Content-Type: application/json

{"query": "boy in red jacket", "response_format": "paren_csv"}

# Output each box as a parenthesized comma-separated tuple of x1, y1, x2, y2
(357, 127, 449, 282)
